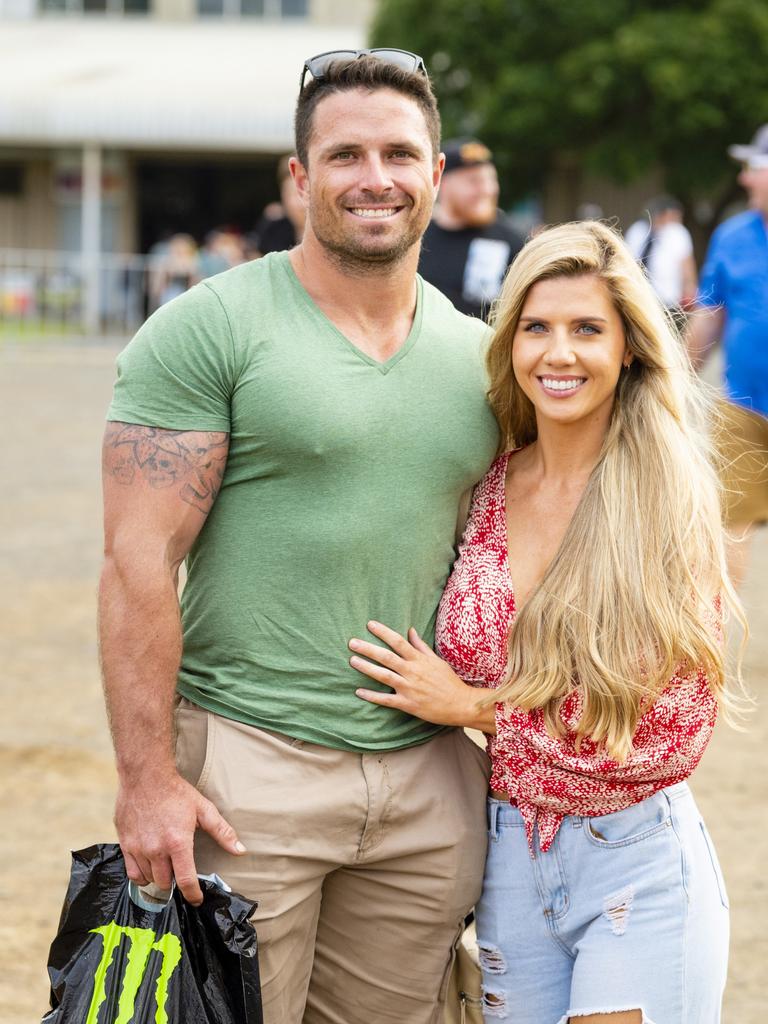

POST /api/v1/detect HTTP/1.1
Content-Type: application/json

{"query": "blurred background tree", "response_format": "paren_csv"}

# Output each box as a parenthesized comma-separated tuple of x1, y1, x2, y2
(371, 0, 768, 233)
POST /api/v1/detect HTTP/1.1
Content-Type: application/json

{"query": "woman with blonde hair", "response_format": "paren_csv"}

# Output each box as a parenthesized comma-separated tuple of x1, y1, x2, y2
(349, 221, 743, 1023)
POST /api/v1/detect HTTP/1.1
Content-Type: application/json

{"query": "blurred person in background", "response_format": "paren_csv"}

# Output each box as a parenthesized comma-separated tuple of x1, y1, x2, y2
(99, 51, 499, 1024)
(198, 227, 245, 279)
(419, 138, 523, 319)
(149, 232, 200, 308)
(688, 125, 768, 586)
(625, 195, 697, 312)
(196, 227, 244, 278)
(254, 153, 307, 255)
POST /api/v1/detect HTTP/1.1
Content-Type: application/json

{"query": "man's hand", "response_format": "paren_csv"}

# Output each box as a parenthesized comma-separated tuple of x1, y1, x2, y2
(115, 770, 245, 906)
(349, 620, 496, 733)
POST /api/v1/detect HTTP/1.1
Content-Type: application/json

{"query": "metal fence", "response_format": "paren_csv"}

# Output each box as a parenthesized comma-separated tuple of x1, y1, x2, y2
(0, 249, 156, 339)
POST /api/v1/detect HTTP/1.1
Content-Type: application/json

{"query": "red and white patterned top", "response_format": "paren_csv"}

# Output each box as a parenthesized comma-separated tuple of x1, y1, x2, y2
(435, 451, 719, 852)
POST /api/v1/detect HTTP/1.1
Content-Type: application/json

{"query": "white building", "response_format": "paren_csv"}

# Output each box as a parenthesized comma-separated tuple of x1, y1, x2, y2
(0, 2, 372, 252)
(0, 1, 372, 329)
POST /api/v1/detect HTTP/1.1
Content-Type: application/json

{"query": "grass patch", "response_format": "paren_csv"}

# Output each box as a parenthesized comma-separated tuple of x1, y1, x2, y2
(0, 319, 83, 342)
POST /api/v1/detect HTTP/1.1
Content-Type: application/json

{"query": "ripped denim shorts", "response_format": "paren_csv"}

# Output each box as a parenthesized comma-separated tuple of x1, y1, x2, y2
(475, 783, 728, 1023)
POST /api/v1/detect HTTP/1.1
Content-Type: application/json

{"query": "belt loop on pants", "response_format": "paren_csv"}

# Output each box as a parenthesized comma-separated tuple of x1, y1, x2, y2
(488, 798, 500, 841)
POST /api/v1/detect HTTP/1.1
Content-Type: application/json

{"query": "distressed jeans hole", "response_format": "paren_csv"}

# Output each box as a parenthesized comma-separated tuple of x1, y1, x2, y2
(478, 943, 507, 974)
(482, 988, 508, 1019)
(567, 1010, 648, 1024)
(602, 883, 635, 936)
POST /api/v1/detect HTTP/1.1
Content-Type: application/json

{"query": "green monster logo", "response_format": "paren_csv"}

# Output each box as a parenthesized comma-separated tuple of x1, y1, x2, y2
(85, 922, 182, 1024)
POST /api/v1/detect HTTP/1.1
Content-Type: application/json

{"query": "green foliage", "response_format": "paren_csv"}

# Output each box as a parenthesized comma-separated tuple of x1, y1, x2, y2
(371, 0, 768, 207)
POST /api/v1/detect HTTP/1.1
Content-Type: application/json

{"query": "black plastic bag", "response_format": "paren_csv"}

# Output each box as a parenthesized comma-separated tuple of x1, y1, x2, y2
(42, 843, 262, 1024)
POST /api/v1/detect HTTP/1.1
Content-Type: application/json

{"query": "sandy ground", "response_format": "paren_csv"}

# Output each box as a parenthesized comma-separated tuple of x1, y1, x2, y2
(0, 342, 766, 1023)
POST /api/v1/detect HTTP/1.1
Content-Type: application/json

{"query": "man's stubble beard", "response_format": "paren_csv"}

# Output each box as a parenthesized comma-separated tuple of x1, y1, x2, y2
(309, 199, 431, 276)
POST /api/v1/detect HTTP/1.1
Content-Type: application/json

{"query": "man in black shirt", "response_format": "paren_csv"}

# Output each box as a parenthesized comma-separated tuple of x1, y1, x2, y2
(254, 154, 306, 255)
(419, 139, 524, 319)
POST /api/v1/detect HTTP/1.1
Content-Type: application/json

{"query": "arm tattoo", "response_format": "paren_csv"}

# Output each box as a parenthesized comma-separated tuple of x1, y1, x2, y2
(104, 423, 228, 514)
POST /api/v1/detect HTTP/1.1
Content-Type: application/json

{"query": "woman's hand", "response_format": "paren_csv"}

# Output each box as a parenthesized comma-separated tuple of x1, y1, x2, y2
(349, 620, 496, 732)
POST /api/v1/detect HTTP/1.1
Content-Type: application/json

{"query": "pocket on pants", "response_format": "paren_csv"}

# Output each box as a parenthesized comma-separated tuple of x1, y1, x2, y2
(174, 698, 216, 796)
(699, 820, 729, 909)
(585, 793, 672, 848)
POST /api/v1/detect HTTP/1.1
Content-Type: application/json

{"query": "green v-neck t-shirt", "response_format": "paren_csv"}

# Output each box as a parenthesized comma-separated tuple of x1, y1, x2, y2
(108, 251, 499, 751)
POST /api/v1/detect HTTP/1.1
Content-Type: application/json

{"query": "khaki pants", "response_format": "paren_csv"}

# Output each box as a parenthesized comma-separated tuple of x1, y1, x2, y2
(174, 699, 491, 1024)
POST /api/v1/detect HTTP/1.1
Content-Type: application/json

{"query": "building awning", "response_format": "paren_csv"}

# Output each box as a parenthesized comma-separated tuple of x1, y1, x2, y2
(0, 20, 366, 152)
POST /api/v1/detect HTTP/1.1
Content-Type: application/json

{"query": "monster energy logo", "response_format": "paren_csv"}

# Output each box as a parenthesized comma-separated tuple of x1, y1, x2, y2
(85, 922, 182, 1024)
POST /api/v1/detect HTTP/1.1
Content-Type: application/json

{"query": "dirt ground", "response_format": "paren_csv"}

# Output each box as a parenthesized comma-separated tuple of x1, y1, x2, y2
(1, 342, 766, 1023)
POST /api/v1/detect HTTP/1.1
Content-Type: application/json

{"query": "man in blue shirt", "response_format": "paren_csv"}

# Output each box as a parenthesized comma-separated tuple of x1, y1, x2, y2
(688, 124, 768, 584)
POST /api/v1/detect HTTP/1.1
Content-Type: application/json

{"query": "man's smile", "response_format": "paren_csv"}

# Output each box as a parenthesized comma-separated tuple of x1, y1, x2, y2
(347, 205, 404, 219)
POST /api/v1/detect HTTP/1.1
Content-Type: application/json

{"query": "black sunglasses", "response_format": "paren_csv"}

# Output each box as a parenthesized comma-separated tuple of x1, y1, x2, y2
(299, 48, 427, 94)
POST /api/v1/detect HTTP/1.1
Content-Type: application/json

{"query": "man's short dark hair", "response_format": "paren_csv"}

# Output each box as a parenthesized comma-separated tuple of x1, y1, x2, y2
(294, 56, 441, 168)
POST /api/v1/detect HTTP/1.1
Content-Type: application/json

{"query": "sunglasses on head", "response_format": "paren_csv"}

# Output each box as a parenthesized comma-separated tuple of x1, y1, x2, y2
(299, 48, 427, 94)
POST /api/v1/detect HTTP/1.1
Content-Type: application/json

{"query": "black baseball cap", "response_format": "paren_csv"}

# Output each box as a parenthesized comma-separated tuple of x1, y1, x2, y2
(442, 138, 494, 174)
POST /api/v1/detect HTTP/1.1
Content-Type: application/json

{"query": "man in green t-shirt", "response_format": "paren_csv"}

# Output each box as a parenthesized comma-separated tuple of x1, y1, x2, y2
(100, 52, 499, 1023)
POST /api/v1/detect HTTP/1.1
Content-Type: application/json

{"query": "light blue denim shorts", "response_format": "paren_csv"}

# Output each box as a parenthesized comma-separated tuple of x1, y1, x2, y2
(475, 783, 729, 1023)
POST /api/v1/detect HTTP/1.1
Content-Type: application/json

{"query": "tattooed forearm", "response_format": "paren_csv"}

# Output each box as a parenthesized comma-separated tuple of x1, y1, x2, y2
(103, 423, 229, 514)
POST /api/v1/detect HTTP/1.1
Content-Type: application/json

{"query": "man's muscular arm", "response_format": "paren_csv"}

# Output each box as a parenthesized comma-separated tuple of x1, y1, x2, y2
(99, 422, 243, 905)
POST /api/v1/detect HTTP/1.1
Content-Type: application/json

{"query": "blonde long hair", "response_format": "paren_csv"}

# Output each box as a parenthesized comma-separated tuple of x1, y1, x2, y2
(485, 220, 745, 761)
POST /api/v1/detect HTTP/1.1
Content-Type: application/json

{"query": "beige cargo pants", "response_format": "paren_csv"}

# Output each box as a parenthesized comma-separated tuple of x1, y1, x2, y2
(175, 698, 490, 1024)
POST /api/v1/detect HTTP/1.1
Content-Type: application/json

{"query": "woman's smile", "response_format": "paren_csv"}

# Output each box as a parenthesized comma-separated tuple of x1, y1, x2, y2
(536, 374, 587, 397)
